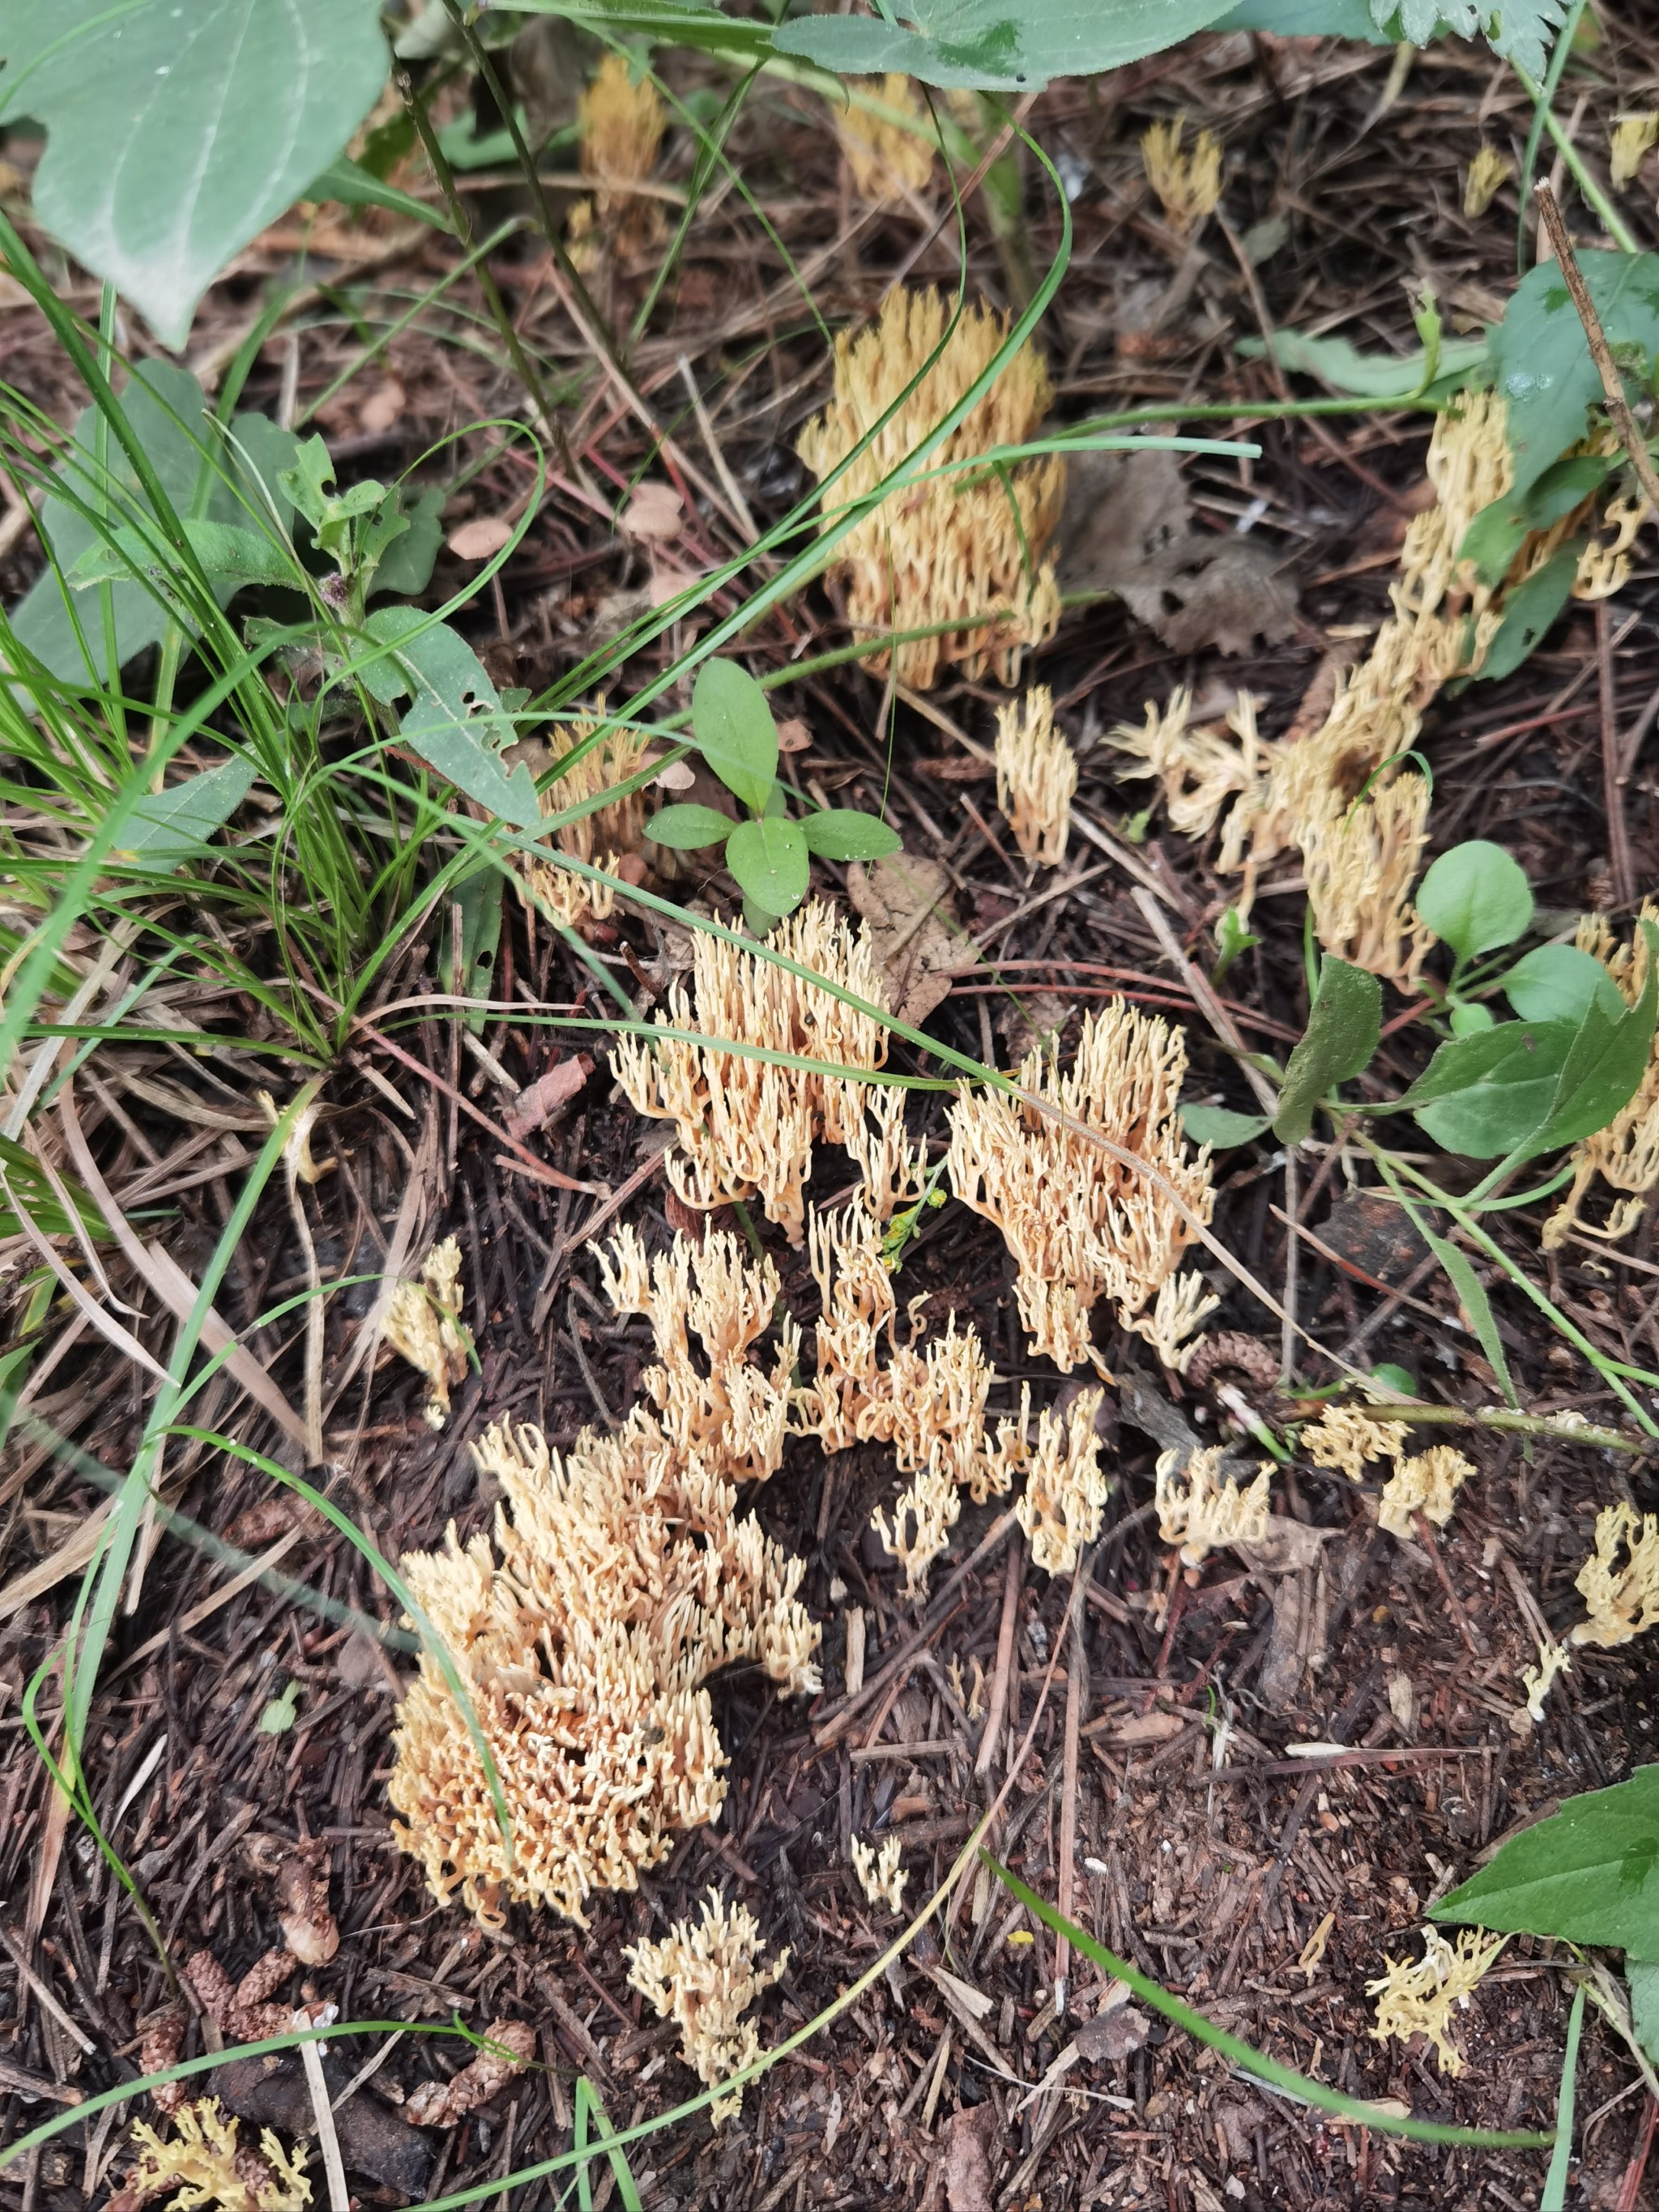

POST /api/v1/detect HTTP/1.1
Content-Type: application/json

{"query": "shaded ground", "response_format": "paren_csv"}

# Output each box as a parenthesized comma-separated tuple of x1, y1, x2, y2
(4, 15, 1659, 2212)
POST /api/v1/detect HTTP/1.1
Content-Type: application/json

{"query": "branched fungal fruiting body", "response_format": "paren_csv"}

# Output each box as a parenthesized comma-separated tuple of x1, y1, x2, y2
(1367, 1929, 1504, 2075)
(995, 686, 1077, 867)
(1154, 1444, 1270, 1566)
(625, 1890, 786, 2124)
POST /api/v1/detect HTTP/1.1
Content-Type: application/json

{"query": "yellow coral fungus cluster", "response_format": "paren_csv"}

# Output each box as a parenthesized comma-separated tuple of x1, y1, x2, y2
(1543, 906, 1659, 1251)
(1003, 1383, 1111, 1575)
(995, 685, 1077, 867)
(518, 715, 650, 930)
(625, 1890, 786, 2124)
(1569, 1501, 1659, 1649)
(1302, 1400, 1474, 1541)
(1154, 1444, 1270, 1566)
(851, 1832, 908, 1912)
(836, 76, 936, 201)
(611, 901, 923, 1242)
(384, 1236, 471, 1430)
(121, 2101, 309, 2212)
(574, 53, 667, 259)
(388, 1406, 818, 1926)
(945, 1003, 1217, 1375)
(796, 287, 1063, 689)
(1368, 1928, 1505, 2074)
(1141, 117, 1222, 234)
(1109, 394, 1647, 986)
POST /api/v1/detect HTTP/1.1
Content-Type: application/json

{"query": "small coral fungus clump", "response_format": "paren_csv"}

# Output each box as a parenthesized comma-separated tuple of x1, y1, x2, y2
(116, 2101, 309, 2212)
(388, 1408, 818, 1925)
(946, 1003, 1218, 1375)
(1140, 117, 1222, 233)
(573, 53, 667, 258)
(796, 287, 1064, 690)
(1003, 1385, 1110, 1575)
(517, 715, 650, 930)
(1569, 1502, 1659, 1649)
(1367, 1929, 1505, 2075)
(611, 901, 923, 1242)
(1154, 1444, 1270, 1566)
(625, 1890, 787, 2124)
(836, 75, 936, 200)
(995, 686, 1077, 867)
(1544, 906, 1659, 1251)
(383, 1236, 471, 1429)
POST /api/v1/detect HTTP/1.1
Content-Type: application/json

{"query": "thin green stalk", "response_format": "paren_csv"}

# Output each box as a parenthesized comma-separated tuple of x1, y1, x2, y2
(1515, 61, 1638, 253)
(1516, 0, 1592, 273)
(1542, 1984, 1585, 2210)
(1333, 1399, 1644, 1454)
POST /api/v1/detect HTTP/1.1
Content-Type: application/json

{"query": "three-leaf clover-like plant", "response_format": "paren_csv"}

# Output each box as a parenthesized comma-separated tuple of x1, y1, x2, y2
(646, 658, 900, 928)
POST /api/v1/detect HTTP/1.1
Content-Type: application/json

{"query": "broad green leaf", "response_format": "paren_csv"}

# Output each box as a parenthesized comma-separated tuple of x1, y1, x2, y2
(1415, 841, 1533, 964)
(1433, 1767, 1659, 1955)
(360, 608, 542, 829)
(1522, 928, 1658, 1159)
(1369, 1362, 1417, 1396)
(1502, 943, 1623, 1024)
(113, 757, 257, 871)
(800, 809, 902, 861)
(70, 518, 300, 595)
(1457, 454, 1612, 589)
(1629, 1962, 1659, 2069)
(1476, 541, 1584, 684)
(691, 659, 778, 812)
(373, 487, 446, 600)
(1489, 251, 1659, 497)
(0, 0, 390, 348)
(305, 155, 452, 232)
(1378, 0, 1560, 72)
(1273, 957, 1381, 1146)
(772, 0, 1234, 90)
(1236, 327, 1486, 399)
(1212, 0, 1386, 36)
(8, 368, 294, 680)
(1402, 1018, 1576, 1157)
(645, 803, 736, 850)
(727, 817, 809, 916)
(1179, 1104, 1272, 1148)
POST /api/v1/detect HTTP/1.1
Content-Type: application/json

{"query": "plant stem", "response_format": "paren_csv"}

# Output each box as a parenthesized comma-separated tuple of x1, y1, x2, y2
(1340, 1399, 1645, 1454)
(1533, 179, 1659, 514)
(1516, 65, 1640, 252)
(395, 66, 565, 443)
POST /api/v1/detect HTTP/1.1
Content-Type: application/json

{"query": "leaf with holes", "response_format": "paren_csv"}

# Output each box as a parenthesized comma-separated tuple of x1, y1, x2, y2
(0, 0, 390, 348)
(360, 609, 541, 829)
(773, 0, 1233, 90)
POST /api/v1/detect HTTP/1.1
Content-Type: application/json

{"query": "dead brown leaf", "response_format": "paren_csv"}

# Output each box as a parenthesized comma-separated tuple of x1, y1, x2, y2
(505, 1054, 591, 1141)
(447, 514, 514, 562)
(1119, 535, 1300, 656)
(845, 853, 978, 1027)
(1240, 1516, 1337, 1575)
(940, 2101, 999, 2212)
(1073, 2001, 1152, 2064)
(776, 716, 812, 755)
(358, 377, 405, 435)
(1054, 445, 1192, 592)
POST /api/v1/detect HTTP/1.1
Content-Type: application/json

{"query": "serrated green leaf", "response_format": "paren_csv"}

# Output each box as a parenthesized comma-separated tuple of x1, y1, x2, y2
(1375, 0, 1561, 75)
(1502, 943, 1624, 1024)
(1416, 841, 1533, 964)
(0, 0, 390, 348)
(360, 608, 542, 829)
(800, 809, 902, 861)
(691, 659, 778, 812)
(1490, 250, 1659, 497)
(726, 816, 809, 915)
(645, 803, 736, 850)
(1273, 958, 1381, 1145)
(1179, 1104, 1273, 1148)
(1476, 541, 1584, 684)
(772, 0, 1233, 90)
(1433, 1766, 1659, 1954)
(1403, 1018, 1577, 1157)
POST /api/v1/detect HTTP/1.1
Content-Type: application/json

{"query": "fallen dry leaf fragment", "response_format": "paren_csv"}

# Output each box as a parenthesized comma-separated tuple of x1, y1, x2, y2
(358, 377, 405, 435)
(1119, 535, 1299, 656)
(940, 2101, 999, 2212)
(1073, 2000, 1151, 2064)
(446, 514, 514, 562)
(505, 1054, 591, 1141)
(1055, 445, 1192, 595)
(623, 480, 684, 543)
(845, 852, 978, 1026)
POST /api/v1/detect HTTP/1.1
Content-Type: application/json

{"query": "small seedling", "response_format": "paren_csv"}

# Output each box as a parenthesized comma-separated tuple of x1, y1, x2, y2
(646, 658, 899, 928)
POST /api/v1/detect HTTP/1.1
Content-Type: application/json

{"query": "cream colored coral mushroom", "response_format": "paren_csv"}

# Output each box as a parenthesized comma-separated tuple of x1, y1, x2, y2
(1154, 1444, 1270, 1566)
(575, 53, 667, 258)
(836, 75, 936, 200)
(1140, 117, 1222, 234)
(1004, 1385, 1111, 1575)
(945, 1003, 1217, 1374)
(516, 713, 650, 930)
(122, 2100, 309, 2212)
(383, 1236, 471, 1429)
(1568, 1501, 1659, 1649)
(387, 1409, 818, 1927)
(625, 1890, 786, 2125)
(1367, 1929, 1504, 2075)
(610, 901, 922, 1243)
(1376, 1444, 1473, 1541)
(851, 1834, 908, 1912)
(995, 686, 1077, 867)
(796, 287, 1063, 690)
(1301, 1404, 1408, 1484)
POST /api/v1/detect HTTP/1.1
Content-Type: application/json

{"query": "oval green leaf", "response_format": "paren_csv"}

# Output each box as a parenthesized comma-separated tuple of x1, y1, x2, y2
(691, 658, 778, 812)
(1433, 1766, 1659, 1955)
(1179, 1104, 1272, 1149)
(1402, 1018, 1577, 1158)
(1272, 957, 1381, 1146)
(800, 809, 902, 862)
(726, 816, 809, 916)
(645, 803, 736, 851)
(1501, 942, 1623, 1024)
(1416, 841, 1533, 964)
